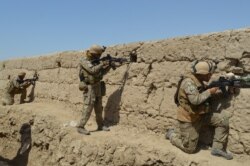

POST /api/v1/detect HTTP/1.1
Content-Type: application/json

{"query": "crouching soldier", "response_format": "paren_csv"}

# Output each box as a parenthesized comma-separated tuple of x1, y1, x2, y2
(166, 61, 233, 160)
(77, 45, 120, 135)
(2, 72, 32, 106)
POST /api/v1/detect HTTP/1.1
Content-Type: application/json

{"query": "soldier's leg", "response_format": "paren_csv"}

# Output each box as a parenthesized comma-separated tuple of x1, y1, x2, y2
(170, 121, 201, 153)
(205, 113, 229, 150)
(94, 96, 110, 131)
(78, 90, 95, 129)
(205, 113, 233, 160)
(94, 96, 104, 128)
(20, 89, 27, 104)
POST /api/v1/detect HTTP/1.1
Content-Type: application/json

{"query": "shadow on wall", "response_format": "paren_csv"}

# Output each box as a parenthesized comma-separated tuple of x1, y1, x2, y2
(0, 122, 32, 166)
(104, 64, 131, 126)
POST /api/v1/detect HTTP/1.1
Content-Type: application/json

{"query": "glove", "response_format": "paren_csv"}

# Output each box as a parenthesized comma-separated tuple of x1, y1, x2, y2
(101, 60, 109, 66)
(225, 72, 235, 79)
(110, 61, 116, 66)
(79, 82, 88, 93)
(225, 72, 241, 79)
(208, 87, 219, 95)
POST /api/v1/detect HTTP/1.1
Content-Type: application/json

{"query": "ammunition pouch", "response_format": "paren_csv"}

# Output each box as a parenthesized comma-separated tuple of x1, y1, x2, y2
(79, 81, 88, 93)
(198, 102, 210, 114)
(6, 80, 14, 94)
(100, 81, 106, 96)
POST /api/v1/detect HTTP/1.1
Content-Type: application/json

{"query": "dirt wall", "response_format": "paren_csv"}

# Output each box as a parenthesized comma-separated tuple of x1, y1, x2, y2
(1, 28, 250, 157)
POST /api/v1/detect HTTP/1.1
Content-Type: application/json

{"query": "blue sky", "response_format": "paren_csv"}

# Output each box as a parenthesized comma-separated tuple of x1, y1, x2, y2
(0, 0, 249, 60)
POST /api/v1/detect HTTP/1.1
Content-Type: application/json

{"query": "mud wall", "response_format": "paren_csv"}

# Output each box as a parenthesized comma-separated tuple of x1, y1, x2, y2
(1, 28, 250, 155)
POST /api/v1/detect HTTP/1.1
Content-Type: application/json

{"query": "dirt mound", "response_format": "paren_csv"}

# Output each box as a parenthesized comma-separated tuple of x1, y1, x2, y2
(0, 102, 249, 166)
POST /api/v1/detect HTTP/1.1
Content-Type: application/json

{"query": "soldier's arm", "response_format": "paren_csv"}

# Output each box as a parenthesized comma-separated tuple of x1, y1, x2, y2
(11, 79, 20, 88)
(79, 60, 105, 75)
(20, 81, 31, 88)
(182, 79, 211, 105)
(12, 78, 30, 89)
(102, 61, 122, 75)
(102, 66, 111, 75)
(12, 79, 22, 88)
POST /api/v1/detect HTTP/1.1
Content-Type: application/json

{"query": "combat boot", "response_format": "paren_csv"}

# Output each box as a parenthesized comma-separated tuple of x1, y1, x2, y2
(165, 129, 174, 140)
(77, 127, 90, 135)
(211, 148, 233, 160)
(97, 126, 110, 131)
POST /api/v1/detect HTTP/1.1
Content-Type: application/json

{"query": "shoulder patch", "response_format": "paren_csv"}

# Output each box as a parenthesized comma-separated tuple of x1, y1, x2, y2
(182, 79, 198, 95)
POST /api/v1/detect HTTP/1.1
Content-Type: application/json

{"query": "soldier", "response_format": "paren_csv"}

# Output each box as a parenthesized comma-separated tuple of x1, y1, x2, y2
(166, 61, 233, 160)
(77, 44, 117, 135)
(1, 72, 32, 106)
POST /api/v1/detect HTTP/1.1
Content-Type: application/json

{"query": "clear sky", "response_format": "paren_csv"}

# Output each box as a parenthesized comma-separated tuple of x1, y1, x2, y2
(0, 0, 249, 60)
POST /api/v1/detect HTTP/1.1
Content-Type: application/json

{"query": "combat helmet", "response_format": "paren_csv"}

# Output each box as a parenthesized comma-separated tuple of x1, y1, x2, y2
(89, 45, 105, 55)
(18, 72, 26, 77)
(86, 44, 105, 59)
(191, 60, 216, 75)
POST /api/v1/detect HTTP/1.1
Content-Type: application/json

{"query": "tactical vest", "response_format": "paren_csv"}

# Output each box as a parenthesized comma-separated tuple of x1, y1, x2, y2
(6, 80, 13, 94)
(5, 78, 17, 94)
(175, 74, 209, 122)
(80, 68, 103, 85)
(79, 56, 104, 85)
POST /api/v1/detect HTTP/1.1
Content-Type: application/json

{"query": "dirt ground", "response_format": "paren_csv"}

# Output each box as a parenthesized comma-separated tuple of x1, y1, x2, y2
(0, 102, 249, 166)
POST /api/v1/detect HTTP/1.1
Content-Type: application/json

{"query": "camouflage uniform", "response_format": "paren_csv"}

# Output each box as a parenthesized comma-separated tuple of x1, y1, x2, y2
(78, 55, 111, 129)
(170, 74, 230, 153)
(2, 76, 31, 106)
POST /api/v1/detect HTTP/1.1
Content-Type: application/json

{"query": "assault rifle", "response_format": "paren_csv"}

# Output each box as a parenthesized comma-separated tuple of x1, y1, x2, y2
(91, 53, 137, 70)
(24, 71, 39, 85)
(207, 75, 250, 96)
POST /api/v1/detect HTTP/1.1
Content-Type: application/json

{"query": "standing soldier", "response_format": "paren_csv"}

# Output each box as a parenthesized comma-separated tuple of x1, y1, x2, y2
(2, 72, 32, 106)
(77, 45, 114, 135)
(166, 61, 233, 160)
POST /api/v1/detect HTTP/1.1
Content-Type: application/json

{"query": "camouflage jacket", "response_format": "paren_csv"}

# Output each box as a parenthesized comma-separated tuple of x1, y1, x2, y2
(79, 55, 111, 85)
(5, 77, 30, 94)
(176, 74, 211, 122)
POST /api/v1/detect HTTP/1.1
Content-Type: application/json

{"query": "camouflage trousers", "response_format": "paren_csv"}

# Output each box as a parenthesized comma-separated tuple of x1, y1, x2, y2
(78, 83, 104, 128)
(1, 89, 27, 106)
(170, 113, 229, 153)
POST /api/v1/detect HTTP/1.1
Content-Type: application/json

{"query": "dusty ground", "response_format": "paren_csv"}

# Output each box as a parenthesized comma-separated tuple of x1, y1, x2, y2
(0, 102, 249, 166)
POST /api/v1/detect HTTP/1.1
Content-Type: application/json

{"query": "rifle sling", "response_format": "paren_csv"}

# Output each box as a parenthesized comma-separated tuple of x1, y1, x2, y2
(174, 76, 184, 106)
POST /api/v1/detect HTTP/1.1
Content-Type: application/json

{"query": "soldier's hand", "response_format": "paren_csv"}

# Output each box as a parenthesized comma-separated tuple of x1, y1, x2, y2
(225, 72, 235, 80)
(208, 87, 219, 94)
(101, 60, 109, 66)
(110, 61, 116, 67)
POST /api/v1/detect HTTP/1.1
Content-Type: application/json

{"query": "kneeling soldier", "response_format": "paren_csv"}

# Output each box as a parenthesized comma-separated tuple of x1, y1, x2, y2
(2, 72, 32, 106)
(166, 61, 233, 160)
